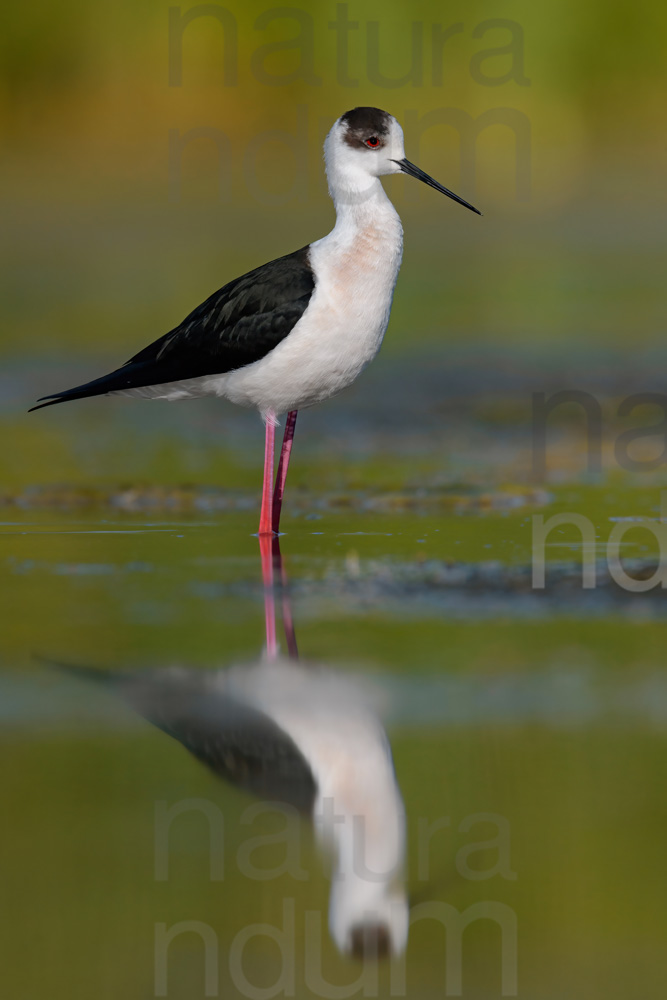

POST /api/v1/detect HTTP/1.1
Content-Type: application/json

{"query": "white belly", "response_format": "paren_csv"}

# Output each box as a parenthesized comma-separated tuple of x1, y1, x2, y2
(115, 203, 404, 417)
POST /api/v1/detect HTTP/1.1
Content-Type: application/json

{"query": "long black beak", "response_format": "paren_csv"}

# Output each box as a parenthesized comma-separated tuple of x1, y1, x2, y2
(393, 159, 482, 216)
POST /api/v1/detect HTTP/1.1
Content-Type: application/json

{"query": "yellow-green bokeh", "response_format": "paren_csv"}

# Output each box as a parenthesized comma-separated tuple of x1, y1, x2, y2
(3, 0, 666, 364)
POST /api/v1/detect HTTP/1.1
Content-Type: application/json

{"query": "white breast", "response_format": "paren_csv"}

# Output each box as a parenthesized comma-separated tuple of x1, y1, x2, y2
(114, 191, 404, 416)
(209, 204, 404, 417)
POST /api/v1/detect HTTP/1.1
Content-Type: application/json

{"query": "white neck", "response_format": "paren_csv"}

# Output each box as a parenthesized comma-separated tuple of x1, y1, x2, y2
(329, 172, 400, 234)
(320, 132, 403, 241)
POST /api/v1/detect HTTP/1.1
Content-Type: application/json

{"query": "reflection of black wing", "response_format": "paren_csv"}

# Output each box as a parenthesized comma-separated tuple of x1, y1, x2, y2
(60, 663, 317, 814)
(30, 246, 315, 411)
(139, 686, 318, 814)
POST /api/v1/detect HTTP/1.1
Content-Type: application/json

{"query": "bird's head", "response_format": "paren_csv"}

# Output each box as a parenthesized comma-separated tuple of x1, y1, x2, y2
(325, 106, 481, 215)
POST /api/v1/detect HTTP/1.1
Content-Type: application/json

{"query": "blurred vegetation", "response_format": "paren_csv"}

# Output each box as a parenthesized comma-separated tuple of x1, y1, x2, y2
(0, 0, 665, 495)
(1, 0, 666, 369)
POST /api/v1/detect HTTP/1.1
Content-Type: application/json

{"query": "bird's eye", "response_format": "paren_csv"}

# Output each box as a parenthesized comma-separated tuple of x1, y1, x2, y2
(365, 136, 380, 148)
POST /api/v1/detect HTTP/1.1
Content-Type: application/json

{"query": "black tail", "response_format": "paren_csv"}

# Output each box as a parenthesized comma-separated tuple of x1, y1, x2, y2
(29, 362, 154, 412)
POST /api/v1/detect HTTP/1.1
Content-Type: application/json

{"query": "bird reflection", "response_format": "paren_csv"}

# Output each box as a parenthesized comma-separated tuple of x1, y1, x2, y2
(64, 535, 408, 959)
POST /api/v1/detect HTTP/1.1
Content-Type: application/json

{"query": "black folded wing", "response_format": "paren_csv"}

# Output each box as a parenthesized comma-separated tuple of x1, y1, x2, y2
(30, 245, 315, 411)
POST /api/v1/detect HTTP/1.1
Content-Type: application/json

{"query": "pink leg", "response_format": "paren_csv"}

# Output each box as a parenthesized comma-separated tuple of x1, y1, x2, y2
(272, 410, 298, 534)
(258, 414, 276, 537)
(259, 533, 277, 658)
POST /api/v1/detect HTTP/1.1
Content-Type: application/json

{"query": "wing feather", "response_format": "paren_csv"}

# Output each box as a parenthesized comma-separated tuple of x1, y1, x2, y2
(30, 245, 315, 411)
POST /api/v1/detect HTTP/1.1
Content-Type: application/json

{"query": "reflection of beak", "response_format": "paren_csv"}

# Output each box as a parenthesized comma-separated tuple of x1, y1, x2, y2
(392, 158, 482, 215)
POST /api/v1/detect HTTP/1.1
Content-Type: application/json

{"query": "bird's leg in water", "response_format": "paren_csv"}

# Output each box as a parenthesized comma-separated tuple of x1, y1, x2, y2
(258, 413, 276, 536)
(272, 410, 298, 533)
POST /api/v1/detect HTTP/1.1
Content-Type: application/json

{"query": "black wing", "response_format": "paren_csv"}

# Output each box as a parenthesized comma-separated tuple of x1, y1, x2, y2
(30, 245, 315, 411)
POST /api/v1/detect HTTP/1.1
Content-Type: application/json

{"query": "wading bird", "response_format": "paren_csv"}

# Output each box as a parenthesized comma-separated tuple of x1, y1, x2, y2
(31, 107, 480, 534)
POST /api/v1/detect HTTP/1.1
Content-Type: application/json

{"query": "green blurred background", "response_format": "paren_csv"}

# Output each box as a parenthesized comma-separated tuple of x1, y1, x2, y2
(3, 3, 667, 998)
(2, 0, 667, 490)
(2, 0, 667, 488)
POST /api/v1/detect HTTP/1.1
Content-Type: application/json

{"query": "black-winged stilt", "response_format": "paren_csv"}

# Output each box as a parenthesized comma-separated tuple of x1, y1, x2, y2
(31, 107, 480, 534)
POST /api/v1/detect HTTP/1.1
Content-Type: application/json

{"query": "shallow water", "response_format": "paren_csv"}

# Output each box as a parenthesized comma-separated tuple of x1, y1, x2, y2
(3, 469, 667, 999)
(2, 348, 667, 997)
